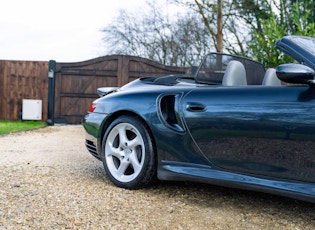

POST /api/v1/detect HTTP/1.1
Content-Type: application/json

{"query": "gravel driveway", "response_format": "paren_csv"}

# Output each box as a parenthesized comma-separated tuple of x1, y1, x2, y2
(0, 125, 315, 229)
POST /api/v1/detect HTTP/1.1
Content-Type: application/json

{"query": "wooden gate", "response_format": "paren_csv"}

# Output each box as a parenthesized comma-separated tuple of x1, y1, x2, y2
(49, 55, 189, 124)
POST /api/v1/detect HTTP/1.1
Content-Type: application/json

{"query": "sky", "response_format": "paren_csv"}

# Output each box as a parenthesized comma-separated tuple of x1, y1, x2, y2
(0, 0, 148, 62)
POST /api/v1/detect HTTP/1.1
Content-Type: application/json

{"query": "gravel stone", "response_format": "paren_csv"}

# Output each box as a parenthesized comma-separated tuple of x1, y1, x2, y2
(0, 125, 315, 229)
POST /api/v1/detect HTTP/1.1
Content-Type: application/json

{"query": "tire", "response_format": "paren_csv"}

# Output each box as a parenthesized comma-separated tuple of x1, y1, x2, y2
(102, 115, 157, 189)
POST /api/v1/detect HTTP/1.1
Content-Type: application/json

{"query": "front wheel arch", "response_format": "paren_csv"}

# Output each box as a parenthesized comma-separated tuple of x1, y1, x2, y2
(98, 111, 156, 159)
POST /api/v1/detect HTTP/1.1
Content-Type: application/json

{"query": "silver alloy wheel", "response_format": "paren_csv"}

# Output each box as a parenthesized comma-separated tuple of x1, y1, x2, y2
(105, 122, 145, 183)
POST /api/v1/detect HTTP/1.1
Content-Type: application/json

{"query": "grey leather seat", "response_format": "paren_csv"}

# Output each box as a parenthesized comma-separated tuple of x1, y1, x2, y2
(222, 60, 247, 86)
(262, 68, 281, 86)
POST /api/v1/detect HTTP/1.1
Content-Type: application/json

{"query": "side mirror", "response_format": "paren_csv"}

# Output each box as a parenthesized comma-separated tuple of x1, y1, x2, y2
(276, 64, 315, 85)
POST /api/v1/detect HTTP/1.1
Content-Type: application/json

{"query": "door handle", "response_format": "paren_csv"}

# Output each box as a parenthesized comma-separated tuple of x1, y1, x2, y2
(186, 102, 206, 112)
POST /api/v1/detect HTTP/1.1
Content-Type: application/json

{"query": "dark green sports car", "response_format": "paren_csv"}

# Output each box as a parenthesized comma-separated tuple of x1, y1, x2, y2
(83, 36, 315, 203)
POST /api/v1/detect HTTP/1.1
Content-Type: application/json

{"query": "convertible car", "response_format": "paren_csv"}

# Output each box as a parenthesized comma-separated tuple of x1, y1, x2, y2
(83, 36, 315, 203)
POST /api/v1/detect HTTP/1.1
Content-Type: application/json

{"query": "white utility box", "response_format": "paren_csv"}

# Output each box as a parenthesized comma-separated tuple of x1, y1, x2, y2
(22, 99, 42, 120)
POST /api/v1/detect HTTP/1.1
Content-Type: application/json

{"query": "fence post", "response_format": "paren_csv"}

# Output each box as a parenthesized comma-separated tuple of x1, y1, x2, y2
(47, 60, 56, 125)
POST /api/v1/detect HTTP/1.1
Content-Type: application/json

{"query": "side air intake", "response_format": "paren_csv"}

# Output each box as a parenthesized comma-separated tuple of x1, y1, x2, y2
(159, 95, 184, 132)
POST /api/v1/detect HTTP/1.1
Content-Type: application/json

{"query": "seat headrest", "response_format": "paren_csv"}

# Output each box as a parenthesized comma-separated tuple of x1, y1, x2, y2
(222, 60, 247, 86)
(262, 68, 281, 86)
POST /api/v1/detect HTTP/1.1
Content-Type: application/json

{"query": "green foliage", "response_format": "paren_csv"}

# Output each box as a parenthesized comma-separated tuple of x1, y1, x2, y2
(288, 2, 315, 36)
(248, 14, 289, 67)
(0, 120, 46, 135)
(248, 2, 315, 67)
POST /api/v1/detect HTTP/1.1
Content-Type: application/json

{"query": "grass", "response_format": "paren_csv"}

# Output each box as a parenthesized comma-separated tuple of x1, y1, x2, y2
(0, 120, 46, 135)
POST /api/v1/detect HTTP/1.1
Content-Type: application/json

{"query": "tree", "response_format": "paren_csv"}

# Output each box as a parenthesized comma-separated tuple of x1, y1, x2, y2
(173, 0, 225, 52)
(101, 1, 211, 67)
(172, 0, 261, 56)
(248, 1, 315, 67)
(175, 0, 315, 59)
(102, 0, 315, 67)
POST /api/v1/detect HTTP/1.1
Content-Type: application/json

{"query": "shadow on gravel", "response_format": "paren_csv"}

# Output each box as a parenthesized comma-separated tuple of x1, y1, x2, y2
(151, 181, 315, 223)
(157, 180, 314, 206)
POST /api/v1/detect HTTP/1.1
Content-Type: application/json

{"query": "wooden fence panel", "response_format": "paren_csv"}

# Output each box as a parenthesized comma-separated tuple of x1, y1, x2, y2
(0, 60, 48, 121)
(52, 55, 189, 124)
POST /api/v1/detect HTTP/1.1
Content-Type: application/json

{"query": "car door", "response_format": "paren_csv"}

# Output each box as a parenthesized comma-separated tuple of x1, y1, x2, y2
(181, 85, 315, 183)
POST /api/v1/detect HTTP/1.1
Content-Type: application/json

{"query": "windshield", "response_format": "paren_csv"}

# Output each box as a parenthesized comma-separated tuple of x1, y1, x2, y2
(290, 36, 315, 56)
(276, 36, 315, 70)
(195, 53, 265, 85)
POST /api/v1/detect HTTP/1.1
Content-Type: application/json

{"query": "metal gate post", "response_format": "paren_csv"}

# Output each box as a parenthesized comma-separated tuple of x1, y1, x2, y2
(47, 60, 56, 125)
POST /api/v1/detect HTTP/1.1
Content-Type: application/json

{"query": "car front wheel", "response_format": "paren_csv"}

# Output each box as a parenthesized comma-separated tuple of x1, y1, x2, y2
(102, 115, 157, 189)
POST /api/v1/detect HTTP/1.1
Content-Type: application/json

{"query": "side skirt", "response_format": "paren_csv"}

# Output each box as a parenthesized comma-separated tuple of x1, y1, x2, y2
(157, 161, 315, 203)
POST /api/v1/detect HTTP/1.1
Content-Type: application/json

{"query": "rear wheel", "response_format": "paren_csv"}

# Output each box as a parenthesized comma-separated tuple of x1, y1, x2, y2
(102, 115, 157, 189)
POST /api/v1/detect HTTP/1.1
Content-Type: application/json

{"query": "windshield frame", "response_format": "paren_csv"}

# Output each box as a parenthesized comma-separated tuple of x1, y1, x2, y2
(276, 36, 315, 70)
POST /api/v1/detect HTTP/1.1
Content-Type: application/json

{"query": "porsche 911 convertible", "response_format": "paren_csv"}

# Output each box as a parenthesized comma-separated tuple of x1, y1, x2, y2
(83, 36, 315, 202)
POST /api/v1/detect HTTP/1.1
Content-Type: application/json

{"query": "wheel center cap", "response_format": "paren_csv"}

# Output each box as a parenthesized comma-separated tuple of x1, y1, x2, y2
(124, 148, 132, 155)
